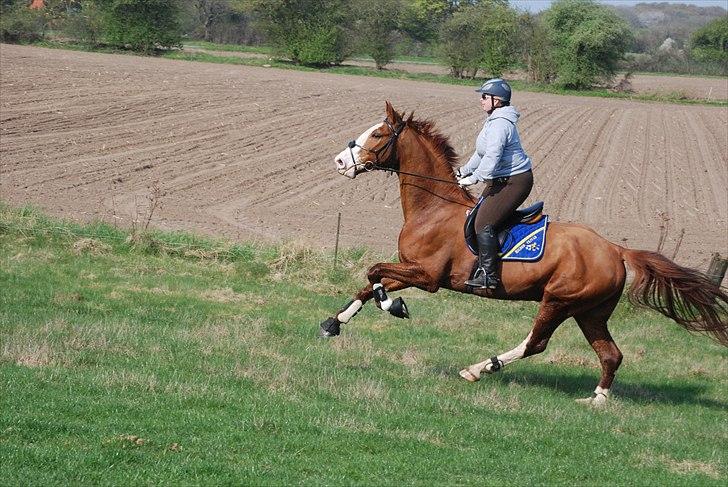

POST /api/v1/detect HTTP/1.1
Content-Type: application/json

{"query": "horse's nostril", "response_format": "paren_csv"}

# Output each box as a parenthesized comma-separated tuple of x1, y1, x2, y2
(336, 158, 344, 167)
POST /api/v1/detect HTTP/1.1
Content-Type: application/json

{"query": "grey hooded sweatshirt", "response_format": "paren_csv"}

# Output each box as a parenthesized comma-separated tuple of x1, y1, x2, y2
(461, 106, 532, 181)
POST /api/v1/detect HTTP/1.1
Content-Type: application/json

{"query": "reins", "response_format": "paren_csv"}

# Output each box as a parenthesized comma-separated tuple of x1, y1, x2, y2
(368, 163, 462, 186)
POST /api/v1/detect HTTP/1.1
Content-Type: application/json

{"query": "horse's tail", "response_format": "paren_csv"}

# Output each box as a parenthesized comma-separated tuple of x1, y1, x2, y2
(621, 248, 728, 346)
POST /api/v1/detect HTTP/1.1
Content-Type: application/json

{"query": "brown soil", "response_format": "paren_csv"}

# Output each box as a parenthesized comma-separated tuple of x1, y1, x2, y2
(1, 44, 726, 270)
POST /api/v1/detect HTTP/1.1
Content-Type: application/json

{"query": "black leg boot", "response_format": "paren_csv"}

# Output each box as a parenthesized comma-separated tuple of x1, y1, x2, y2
(465, 225, 500, 289)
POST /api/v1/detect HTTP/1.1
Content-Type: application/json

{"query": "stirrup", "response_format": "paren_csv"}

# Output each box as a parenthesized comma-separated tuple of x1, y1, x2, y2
(465, 268, 499, 289)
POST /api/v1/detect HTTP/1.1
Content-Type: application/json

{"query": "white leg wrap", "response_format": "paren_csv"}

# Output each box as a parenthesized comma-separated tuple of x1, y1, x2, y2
(492, 332, 533, 369)
(594, 386, 609, 397)
(336, 300, 363, 324)
(592, 387, 609, 406)
(372, 283, 392, 311)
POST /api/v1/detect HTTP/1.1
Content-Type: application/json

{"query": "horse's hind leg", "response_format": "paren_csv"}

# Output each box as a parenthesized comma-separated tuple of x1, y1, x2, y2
(460, 299, 569, 382)
(573, 294, 623, 407)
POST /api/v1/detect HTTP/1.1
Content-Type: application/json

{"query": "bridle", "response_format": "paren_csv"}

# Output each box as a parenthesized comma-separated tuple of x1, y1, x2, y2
(346, 119, 461, 186)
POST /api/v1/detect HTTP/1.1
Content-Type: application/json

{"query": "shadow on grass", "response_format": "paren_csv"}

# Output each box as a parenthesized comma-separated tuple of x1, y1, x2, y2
(488, 367, 728, 409)
(428, 362, 726, 409)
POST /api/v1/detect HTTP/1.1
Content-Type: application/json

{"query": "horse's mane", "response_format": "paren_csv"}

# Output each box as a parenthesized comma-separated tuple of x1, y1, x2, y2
(405, 114, 460, 171)
(402, 113, 474, 203)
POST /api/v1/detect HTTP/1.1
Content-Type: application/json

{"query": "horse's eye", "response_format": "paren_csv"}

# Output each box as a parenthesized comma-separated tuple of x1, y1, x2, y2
(372, 132, 382, 138)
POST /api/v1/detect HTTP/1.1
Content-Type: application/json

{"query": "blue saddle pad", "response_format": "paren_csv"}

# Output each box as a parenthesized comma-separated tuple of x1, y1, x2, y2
(465, 199, 549, 262)
(497, 216, 549, 261)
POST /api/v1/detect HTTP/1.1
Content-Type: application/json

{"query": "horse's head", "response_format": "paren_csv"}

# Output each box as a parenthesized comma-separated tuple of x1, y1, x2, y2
(334, 101, 405, 179)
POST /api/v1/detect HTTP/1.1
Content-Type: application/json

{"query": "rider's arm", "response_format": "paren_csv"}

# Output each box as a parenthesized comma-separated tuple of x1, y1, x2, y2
(470, 119, 509, 182)
(459, 123, 488, 176)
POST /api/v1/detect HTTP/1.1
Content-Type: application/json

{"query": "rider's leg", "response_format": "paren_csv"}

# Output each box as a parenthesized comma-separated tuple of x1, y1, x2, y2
(467, 170, 533, 289)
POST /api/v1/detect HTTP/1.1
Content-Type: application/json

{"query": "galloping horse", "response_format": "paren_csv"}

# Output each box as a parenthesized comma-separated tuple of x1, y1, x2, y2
(320, 102, 728, 406)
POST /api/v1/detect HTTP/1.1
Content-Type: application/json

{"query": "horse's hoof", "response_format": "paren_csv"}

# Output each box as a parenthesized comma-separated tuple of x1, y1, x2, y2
(575, 395, 608, 408)
(459, 368, 480, 382)
(318, 317, 340, 338)
(388, 297, 409, 319)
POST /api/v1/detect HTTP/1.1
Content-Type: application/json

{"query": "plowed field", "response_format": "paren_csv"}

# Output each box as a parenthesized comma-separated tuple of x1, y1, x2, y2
(2, 44, 726, 269)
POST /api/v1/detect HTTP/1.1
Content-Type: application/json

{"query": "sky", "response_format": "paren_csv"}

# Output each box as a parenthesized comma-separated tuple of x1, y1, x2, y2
(509, 0, 728, 13)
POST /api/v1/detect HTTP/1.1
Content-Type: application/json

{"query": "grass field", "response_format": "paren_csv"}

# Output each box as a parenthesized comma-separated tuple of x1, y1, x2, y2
(1, 204, 726, 485)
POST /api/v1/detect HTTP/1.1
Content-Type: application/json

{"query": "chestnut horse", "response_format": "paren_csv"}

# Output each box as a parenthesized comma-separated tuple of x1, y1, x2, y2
(320, 102, 728, 406)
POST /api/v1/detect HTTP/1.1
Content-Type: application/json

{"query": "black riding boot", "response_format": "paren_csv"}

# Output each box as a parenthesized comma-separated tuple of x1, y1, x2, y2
(465, 225, 500, 289)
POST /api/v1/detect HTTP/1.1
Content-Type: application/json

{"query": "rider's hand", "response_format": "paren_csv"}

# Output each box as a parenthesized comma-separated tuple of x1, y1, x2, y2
(457, 175, 478, 187)
(455, 168, 471, 179)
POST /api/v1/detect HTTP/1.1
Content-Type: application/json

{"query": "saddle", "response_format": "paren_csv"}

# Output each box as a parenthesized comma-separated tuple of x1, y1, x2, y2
(464, 199, 548, 261)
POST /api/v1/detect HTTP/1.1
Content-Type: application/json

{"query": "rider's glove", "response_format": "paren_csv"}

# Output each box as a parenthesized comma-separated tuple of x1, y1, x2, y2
(455, 167, 471, 179)
(457, 175, 478, 187)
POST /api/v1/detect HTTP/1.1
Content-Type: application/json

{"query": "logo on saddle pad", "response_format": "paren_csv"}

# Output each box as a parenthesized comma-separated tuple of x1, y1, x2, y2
(464, 198, 548, 262)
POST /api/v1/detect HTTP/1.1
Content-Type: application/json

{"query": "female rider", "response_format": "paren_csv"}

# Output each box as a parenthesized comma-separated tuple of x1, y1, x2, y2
(456, 78, 534, 290)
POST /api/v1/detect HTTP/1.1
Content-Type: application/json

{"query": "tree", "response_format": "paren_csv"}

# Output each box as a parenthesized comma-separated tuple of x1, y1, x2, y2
(399, 0, 451, 45)
(252, 0, 350, 66)
(544, 0, 633, 89)
(192, 0, 229, 41)
(690, 15, 728, 64)
(354, 0, 402, 69)
(478, 0, 517, 78)
(517, 12, 556, 83)
(100, 0, 182, 52)
(437, 4, 483, 78)
(437, 0, 517, 79)
(62, 0, 104, 46)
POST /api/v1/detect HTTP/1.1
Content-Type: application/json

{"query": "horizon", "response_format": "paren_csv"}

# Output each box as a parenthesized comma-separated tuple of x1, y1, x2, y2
(509, 0, 728, 13)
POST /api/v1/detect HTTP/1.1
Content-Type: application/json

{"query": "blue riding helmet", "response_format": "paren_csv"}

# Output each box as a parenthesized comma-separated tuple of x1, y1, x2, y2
(476, 78, 512, 103)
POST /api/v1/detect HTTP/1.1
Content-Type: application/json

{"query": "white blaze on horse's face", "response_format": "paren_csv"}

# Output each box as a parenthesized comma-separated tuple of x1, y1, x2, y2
(334, 123, 383, 179)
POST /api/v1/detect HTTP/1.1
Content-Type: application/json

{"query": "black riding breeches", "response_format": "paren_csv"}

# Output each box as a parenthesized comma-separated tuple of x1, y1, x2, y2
(474, 170, 534, 232)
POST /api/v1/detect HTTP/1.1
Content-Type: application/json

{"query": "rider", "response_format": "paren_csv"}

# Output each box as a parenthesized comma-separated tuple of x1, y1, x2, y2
(456, 78, 534, 289)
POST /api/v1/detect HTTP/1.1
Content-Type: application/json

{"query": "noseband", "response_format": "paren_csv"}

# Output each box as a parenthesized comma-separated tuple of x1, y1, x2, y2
(347, 119, 401, 171)
(346, 120, 461, 186)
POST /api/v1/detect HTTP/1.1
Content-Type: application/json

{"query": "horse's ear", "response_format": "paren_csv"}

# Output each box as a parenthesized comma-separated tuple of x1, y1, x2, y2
(385, 101, 402, 124)
(406, 112, 414, 123)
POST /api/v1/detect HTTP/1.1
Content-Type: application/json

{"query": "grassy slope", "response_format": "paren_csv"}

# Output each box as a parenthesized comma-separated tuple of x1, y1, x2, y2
(1, 205, 726, 485)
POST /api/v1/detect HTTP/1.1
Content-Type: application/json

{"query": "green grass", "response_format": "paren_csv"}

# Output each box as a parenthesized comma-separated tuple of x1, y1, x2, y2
(1, 204, 726, 485)
(182, 40, 273, 55)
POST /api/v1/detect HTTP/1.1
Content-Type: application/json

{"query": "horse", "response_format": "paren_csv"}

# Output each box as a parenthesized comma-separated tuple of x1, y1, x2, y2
(320, 101, 728, 406)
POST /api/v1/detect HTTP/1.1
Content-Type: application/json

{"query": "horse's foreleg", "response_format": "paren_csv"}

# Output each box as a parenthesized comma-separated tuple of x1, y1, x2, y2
(459, 300, 568, 382)
(320, 261, 438, 337)
(367, 262, 439, 318)
(319, 278, 410, 338)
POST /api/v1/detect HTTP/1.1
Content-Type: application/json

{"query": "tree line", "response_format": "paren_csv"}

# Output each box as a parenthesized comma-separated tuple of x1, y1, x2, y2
(2, 0, 726, 87)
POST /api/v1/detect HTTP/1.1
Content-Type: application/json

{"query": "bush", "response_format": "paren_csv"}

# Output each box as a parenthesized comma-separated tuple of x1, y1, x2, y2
(0, 3, 48, 43)
(690, 15, 728, 65)
(254, 0, 350, 66)
(353, 0, 402, 70)
(479, 1, 518, 78)
(437, 1, 517, 79)
(61, 1, 104, 46)
(101, 0, 182, 53)
(544, 0, 633, 89)
(437, 4, 485, 79)
(517, 13, 556, 83)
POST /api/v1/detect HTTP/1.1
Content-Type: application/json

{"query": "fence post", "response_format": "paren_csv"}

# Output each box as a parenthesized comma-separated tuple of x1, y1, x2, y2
(706, 252, 728, 286)
(334, 212, 341, 267)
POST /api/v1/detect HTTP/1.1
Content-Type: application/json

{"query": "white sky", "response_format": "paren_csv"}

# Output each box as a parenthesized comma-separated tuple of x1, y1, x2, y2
(509, 0, 728, 13)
